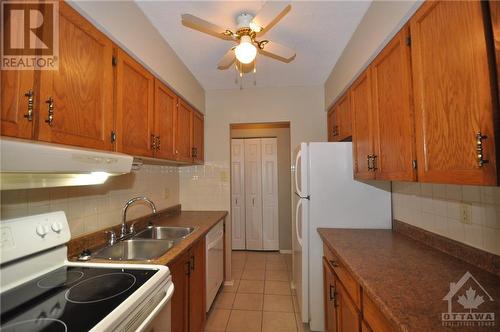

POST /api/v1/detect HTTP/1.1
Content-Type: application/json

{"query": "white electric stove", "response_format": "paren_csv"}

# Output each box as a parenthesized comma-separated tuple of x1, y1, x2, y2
(0, 211, 174, 332)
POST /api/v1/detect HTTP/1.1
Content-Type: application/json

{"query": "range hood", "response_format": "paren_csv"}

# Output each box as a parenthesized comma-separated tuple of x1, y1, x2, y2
(0, 138, 133, 190)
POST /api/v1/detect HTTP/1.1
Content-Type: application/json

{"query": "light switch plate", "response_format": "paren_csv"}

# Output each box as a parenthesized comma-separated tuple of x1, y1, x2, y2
(460, 203, 472, 224)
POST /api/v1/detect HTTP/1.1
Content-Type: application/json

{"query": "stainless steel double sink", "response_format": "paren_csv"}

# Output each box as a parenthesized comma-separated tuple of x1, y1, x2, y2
(93, 226, 195, 261)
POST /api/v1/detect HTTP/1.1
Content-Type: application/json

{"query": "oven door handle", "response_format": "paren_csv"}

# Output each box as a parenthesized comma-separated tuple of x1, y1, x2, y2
(135, 281, 174, 332)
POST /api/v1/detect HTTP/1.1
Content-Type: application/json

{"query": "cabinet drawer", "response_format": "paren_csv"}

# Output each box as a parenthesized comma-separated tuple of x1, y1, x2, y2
(323, 244, 361, 309)
(362, 292, 396, 332)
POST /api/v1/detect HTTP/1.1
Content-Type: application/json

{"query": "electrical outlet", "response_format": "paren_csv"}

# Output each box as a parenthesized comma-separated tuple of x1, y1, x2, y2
(163, 188, 170, 200)
(460, 203, 472, 224)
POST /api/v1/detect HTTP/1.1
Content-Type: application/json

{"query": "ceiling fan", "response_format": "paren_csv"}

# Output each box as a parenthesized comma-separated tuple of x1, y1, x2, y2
(181, 2, 295, 71)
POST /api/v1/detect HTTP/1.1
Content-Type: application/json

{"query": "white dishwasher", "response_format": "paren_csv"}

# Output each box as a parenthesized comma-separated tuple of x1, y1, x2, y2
(205, 220, 224, 311)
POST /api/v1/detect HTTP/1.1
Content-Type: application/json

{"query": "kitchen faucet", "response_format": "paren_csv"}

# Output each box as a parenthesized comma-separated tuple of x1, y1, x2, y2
(120, 196, 157, 238)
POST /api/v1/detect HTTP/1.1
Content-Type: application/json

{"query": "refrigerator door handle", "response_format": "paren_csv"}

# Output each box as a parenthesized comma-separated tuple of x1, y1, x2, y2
(294, 150, 303, 197)
(295, 199, 303, 246)
(294, 191, 310, 200)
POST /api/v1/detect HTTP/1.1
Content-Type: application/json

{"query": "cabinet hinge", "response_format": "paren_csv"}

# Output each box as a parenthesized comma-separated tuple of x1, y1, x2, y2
(412, 160, 417, 169)
(111, 131, 116, 143)
(112, 56, 117, 66)
(405, 36, 411, 46)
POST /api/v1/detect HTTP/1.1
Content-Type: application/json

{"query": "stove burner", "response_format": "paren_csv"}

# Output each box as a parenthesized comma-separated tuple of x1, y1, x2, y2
(2, 318, 68, 332)
(65, 272, 136, 304)
(37, 271, 84, 289)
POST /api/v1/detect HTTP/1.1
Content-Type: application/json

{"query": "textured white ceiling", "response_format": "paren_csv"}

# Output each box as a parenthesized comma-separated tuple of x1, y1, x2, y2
(136, 1, 371, 90)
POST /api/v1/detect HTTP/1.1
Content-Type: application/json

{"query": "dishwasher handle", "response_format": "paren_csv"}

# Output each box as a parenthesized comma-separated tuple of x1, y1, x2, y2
(207, 231, 224, 250)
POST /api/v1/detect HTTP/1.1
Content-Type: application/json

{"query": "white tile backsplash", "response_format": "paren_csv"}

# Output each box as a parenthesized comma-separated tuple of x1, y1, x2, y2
(392, 182, 500, 256)
(0, 165, 180, 238)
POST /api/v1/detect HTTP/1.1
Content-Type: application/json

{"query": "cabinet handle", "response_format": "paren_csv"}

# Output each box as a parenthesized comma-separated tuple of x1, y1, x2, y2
(329, 284, 336, 301)
(191, 147, 197, 158)
(156, 136, 161, 150)
(372, 155, 378, 171)
(45, 97, 54, 126)
(24, 89, 34, 121)
(252, 197, 255, 206)
(151, 134, 157, 150)
(235, 198, 238, 205)
(329, 260, 339, 267)
(332, 125, 339, 136)
(190, 255, 195, 271)
(185, 260, 191, 276)
(367, 155, 373, 171)
(476, 132, 489, 167)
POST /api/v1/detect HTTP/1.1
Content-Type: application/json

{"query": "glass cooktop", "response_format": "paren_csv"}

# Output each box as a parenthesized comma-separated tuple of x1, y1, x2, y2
(0, 266, 158, 332)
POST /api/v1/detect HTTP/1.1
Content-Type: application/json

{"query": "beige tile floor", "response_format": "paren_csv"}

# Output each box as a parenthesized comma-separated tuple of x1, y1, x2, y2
(204, 251, 311, 332)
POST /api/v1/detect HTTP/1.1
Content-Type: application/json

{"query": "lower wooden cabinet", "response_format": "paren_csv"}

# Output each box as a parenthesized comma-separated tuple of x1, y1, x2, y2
(323, 246, 394, 332)
(323, 258, 338, 332)
(169, 238, 206, 332)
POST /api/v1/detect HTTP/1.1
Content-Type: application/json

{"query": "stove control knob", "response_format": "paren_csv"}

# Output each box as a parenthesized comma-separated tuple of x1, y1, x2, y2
(51, 222, 63, 233)
(36, 224, 48, 237)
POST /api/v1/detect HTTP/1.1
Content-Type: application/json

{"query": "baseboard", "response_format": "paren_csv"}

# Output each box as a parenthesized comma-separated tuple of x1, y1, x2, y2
(223, 280, 234, 286)
(279, 249, 292, 254)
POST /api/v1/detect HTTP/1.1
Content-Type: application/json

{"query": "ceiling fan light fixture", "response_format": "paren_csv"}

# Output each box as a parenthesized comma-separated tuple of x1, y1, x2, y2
(249, 21, 262, 33)
(235, 35, 257, 64)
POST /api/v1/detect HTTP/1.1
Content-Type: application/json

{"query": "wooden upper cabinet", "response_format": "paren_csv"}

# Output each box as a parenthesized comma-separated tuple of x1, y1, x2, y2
(38, 2, 113, 150)
(410, 0, 498, 185)
(327, 94, 351, 142)
(154, 79, 176, 160)
(371, 26, 416, 181)
(192, 110, 204, 164)
(327, 108, 337, 142)
(490, 1, 500, 99)
(351, 70, 375, 180)
(1, 70, 36, 139)
(115, 48, 155, 157)
(176, 99, 193, 162)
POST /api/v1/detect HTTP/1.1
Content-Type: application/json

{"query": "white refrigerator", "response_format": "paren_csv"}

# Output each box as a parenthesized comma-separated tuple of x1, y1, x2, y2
(292, 142, 391, 331)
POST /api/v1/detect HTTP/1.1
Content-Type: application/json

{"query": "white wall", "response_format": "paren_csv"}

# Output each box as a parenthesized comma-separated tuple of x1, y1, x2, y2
(69, 0, 205, 112)
(324, 0, 422, 109)
(180, 86, 325, 250)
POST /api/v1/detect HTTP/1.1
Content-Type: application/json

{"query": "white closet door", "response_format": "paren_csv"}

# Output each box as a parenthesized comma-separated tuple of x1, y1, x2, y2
(231, 139, 246, 250)
(244, 138, 263, 250)
(261, 138, 279, 250)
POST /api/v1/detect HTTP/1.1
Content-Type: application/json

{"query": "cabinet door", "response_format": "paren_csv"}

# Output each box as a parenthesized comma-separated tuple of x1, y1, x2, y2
(371, 26, 416, 181)
(337, 94, 352, 141)
(189, 239, 206, 332)
(489, 0, 500, 105)
(170, 253, 190, 332)
(245, 138, 263, 250)
(336, 282, 360, 332)
(176, 99, 193, 162)
(410, 0, 498, 185)
(154, 79, 176, 160)
(351, 70, 375, 180)
(327, 108, 338, 142)
(1, 70, 36, 139)
(323, 259, 337, 332)
(192, 110, 204, 164)
(231, 139, 246, 250)
(115, 48, 155, 157)
(261, 138, 279, 250)
(39, 2, 113, 150)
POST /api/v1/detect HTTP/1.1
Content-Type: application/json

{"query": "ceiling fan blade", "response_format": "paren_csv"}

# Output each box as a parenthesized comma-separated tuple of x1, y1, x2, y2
(181, 14, 233, 40)
(217, 48, 236, 70)
(259, 40, 295, 62)
(251, 2, 291, 34)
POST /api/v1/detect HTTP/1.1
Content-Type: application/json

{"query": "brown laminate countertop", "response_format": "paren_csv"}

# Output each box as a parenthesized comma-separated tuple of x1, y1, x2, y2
(317, 228, 500, 332)
(77, 210, 227, 267)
